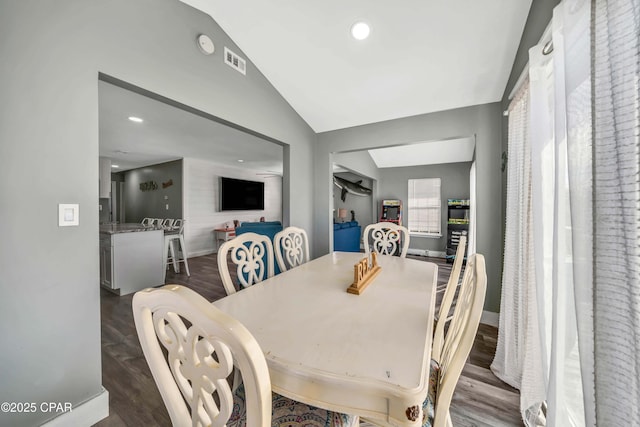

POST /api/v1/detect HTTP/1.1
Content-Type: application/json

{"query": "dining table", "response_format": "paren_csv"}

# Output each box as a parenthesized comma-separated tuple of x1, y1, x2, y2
(213, 251, 438, 426)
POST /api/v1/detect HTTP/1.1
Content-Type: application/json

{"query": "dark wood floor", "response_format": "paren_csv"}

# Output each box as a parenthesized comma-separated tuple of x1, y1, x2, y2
(95, 254, 522, 427)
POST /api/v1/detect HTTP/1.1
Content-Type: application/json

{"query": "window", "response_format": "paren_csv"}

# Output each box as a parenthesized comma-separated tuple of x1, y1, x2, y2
(407, 178, 441, 236)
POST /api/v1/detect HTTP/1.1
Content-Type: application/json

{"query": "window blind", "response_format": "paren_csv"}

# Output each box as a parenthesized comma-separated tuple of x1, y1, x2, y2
(407, 178, 441, 235)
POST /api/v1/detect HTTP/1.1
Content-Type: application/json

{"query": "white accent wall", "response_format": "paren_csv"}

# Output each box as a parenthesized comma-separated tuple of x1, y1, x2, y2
(183, 157, 282, 257)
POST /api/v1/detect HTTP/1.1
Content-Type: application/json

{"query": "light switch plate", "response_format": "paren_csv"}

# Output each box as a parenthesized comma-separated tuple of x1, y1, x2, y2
(59, 204, 79, 226)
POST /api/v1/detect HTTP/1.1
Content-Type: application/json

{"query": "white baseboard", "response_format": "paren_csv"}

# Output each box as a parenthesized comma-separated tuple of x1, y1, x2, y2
(406, 248, 446, 258)
(41, 387, 109, 427)
(481, 310, 499, 327)
(188, 248, 216, 258)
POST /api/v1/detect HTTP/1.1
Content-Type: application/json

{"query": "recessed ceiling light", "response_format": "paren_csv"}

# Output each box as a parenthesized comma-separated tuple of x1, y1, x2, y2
(111, 164, 120, 168)
(351, 21, 371, 40)
(128, 116, 143, 123)
(237, 159, 244, 163)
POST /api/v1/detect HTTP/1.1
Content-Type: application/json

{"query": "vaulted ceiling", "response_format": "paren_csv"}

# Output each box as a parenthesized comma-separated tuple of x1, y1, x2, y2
(100, 2, 533, 172)
(180, 0, 532, 132)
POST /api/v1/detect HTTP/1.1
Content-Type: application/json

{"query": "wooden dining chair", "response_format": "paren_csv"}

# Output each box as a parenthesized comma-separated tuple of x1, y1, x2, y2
(273, 226, 310, 272)
(425, 253, 486, 427)
(132, 285, 358, 427)
(363, 222, 410, 258)
(432, 235, 467, 362)
(217, 232, 275, 295)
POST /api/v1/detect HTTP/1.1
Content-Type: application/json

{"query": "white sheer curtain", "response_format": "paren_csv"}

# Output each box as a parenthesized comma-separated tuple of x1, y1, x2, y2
(492, 77, 546, 425)
(529, 1, 595, 425)
(495, 0, 640, 425)
(493, 1, 595, 425)
(592, 0, 640, 424)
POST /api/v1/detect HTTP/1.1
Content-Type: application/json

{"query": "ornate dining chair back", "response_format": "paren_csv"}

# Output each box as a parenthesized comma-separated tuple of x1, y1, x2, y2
(363, 222, 410, 258)
(217, 232, 275, 295)
(432, 235, 467, 362)
(161, 218, 174, 229)
(141, 217, 153, 226)
(273, 226, 310, 272)
(428, 253, 486, 427)
(132, 285, 272, 427)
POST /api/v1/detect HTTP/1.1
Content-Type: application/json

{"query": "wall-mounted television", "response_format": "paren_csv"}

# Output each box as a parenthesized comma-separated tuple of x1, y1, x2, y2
(220, 177, 265, 211)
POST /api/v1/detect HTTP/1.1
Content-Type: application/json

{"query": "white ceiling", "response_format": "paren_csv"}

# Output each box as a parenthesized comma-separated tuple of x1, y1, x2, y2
(180, 0, 532, 132)
(98, 81, 283, 174)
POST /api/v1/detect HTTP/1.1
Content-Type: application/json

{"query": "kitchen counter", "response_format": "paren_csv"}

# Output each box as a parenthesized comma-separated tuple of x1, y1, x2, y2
(100, 223, 163, 234)
(100, 225, 164, 296)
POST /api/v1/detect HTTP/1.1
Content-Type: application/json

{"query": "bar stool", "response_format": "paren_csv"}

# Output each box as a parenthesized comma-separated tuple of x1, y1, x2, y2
(163, 219, 190, 281)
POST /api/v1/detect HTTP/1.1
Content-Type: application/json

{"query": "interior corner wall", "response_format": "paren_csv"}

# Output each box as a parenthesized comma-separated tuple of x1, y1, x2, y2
(333, 172, 374, 231)
(377, 162, 472, 253)
(315, 103, 503, 313)
(333, 151, 381, 182)
(0, 1, 314, 426)
(332, 151, 381, 232)
(123, 160, 183, 223)
(183, 157, 282, 257)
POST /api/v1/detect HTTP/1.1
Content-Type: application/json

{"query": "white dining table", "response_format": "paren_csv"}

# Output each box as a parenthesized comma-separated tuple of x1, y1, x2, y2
(213, 251, 438, 426)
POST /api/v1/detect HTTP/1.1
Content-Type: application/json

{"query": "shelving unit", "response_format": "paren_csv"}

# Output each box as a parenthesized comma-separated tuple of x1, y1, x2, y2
(446, 199, 469, 263)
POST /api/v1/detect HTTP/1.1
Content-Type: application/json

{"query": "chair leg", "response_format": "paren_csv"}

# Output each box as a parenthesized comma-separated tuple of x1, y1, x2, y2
(163, 238, 171, 283)
(169, 240, 179, 273)
(179, 235, 190, 277)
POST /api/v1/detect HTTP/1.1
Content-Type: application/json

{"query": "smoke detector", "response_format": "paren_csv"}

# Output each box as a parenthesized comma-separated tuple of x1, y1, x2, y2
(197, 34, 215, 55)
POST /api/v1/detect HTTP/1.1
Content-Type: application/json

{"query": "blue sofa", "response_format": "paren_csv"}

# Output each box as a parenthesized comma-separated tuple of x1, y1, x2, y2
(235, 221, 284, 274)
(235, 221, 283, 242)
(334, 221, 361, 252)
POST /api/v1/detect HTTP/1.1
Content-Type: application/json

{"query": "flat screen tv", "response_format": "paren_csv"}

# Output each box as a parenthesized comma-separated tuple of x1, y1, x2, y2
(220, 177, 265, 211)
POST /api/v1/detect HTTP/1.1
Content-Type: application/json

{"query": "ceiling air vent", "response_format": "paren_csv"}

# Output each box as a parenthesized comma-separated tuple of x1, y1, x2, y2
(224, 47, 246, 75)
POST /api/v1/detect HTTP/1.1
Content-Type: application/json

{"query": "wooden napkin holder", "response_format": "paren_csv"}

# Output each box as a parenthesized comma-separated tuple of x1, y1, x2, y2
(347, 253, 381, 295)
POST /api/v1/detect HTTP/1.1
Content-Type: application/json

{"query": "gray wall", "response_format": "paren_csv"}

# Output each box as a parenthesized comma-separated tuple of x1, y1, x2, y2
(124, 160, 183, 223)
(0, 1, 315, 425)
(316, 104, 502, 313)
(378, 162, 472, 253)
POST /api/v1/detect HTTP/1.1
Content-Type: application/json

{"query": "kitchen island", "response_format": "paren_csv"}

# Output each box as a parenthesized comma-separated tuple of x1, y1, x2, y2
(99, 223, 164, 296)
